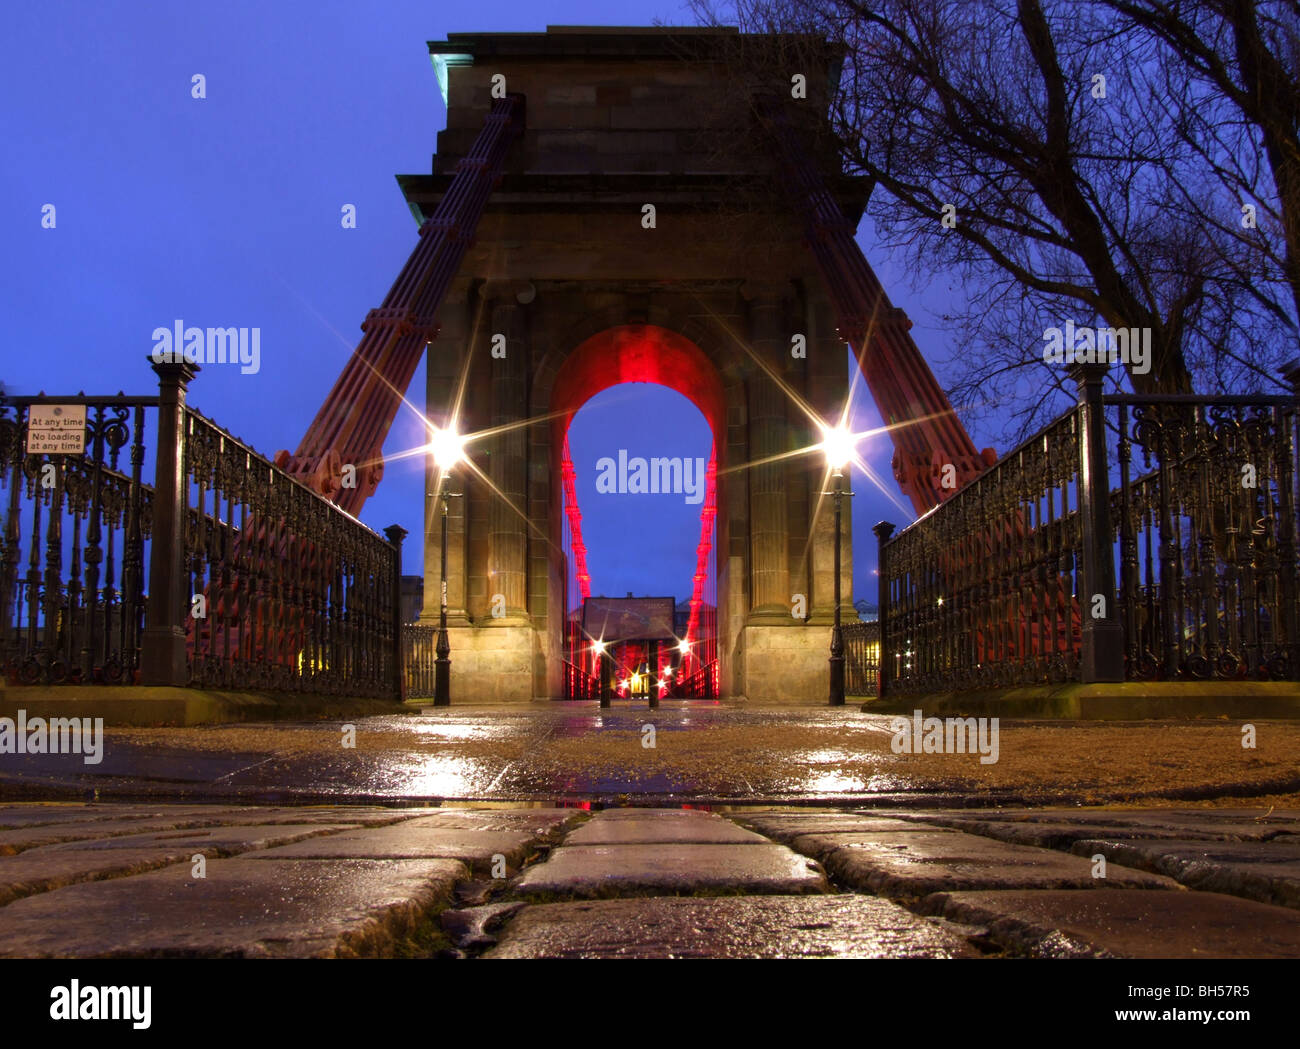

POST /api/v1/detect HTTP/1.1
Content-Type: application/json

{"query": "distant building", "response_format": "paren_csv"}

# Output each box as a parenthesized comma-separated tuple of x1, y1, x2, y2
(401, 575, 423, 624)
(675, 598, 717, 637)
(675, 599, 689, 637)
(854, 599, 878, 622)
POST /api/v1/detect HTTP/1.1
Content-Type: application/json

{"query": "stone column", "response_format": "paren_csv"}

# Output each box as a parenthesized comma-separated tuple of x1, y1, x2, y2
(785, 288, 812, 618)
(423, 285, 470, 626)
(722, 371, 749, 697)
(745, 283, 792, 620)
(464, 291, 494, 623)
(486, 289, 529, 623)
(806, 288, 852, 622)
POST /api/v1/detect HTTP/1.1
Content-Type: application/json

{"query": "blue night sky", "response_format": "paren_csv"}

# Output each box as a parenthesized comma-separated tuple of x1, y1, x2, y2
(0, 1, 983, 608)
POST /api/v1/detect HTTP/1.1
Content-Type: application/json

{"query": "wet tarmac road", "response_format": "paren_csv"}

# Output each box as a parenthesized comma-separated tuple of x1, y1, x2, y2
(3, 702, 1299, 808)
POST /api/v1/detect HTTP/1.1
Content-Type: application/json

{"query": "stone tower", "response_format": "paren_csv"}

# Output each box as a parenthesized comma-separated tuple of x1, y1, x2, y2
(398, 26, 867, 702)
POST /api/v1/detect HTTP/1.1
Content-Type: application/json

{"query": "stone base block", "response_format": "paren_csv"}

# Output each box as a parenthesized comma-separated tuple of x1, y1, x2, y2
(441, 625, 537, 703)
(739, 623, 832, 705)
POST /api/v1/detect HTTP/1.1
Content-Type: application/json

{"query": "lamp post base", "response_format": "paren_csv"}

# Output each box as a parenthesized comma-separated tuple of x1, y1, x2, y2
(829, 635, 845, 707)
(434, 627, 450, 706)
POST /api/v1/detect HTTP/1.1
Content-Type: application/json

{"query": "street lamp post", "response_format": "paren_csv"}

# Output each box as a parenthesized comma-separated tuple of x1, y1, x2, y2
(829, 466, 845, 706)
(648, 639, 659, 710)
(429, 425, 465, 706)
(434, 474, 451, 706)
(598, 641, 612, 708)
(822, 424, 854, 707)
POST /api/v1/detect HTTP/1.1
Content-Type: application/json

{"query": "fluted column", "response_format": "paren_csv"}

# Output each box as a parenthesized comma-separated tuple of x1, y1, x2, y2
(423, 285, 469, 625)
(807, 286, 853, 622)
(745, 283, 792, 619)
(487, 292, 529, 622)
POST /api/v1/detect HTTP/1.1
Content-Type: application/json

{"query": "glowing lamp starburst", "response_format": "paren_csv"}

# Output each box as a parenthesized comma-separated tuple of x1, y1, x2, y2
(820, 423, 854, 471)
(428, 426, 466, 471)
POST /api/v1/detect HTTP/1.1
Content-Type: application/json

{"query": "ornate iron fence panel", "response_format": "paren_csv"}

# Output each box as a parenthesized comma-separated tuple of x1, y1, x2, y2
(881, 410, 1084, 695)
(403, 622, 436, 698)
(180, 406, 401, 698)
(842, 619, 879, 696)
(878, 377, 1300, 695)
(1110, 395, 1300, 682)
(0, 396, 156, 686)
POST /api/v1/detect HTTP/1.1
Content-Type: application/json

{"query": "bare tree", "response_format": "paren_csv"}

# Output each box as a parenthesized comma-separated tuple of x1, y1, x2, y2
(691, 0, 1296, 442)
(1103, 1, 1300, 352)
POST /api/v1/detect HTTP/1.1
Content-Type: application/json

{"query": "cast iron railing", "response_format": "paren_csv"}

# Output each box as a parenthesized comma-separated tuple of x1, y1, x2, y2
(563, 658, 600, 700)
(876, 362, 1300, 695)
(179, 403, 403, 697)
(842, 620, 879, 696)
(0, 396, 156, 684)
(404, 623, 437, 698)
(1, 361, 407, 699)
(677, 657, 719, 699)
(1110, 394, 1299, 681)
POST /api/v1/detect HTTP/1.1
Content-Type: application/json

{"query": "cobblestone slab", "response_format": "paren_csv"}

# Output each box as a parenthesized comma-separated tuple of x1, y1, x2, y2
(400, 810, 578, 834)
(0, 805, 164, 829)
(1072, 837, 1300, 910)
(566, 810, 766, 845)
(514, 843, 829, 897)
(250, 826, 538, 873)
(736, 813, 929, 843)
(214, 807, 434, 826)
(484, 894, 982, 959)
(580, 809, 698, 819)
(928, 889, 1300, 959)
(900, 817, 1215, 850)
(0, 847, 195, 907)
(0, 857, 467, 958)
(907, 809, 1300, 846)
(1098, 809, 1300, 839)
(787, 830, 1178, 898)
(38, 824, 353, 856)
(0, 815, 274, 855)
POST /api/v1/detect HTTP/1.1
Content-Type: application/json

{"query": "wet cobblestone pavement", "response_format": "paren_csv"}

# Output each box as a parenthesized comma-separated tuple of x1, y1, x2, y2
(4, 703, 1299, 956)
(2, 801, 1299, 958)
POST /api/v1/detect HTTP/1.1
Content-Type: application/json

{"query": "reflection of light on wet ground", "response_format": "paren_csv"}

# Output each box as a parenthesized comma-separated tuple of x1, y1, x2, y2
(864, 773, 911, 792)
(401, 721, 501, 741)
(795, 749, 867, 793)
(800, 771, 867, 793)
(858, 715, 907, 735)
(88, 706, 1037, 804)
(804, 748, 855, 764)
(394, 756, 488, 797)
